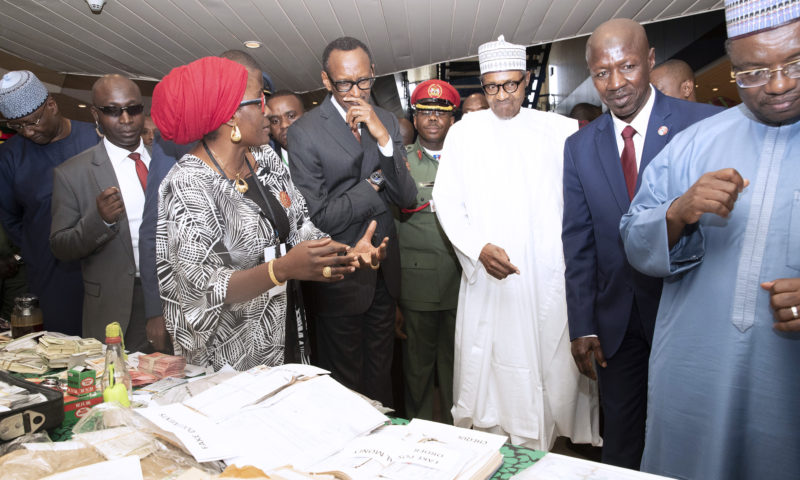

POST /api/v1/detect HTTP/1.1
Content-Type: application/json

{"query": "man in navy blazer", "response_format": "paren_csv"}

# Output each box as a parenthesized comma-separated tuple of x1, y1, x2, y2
(561, 19, 721, 469)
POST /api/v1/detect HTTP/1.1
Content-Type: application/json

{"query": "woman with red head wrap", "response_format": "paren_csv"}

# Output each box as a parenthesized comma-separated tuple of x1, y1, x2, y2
(152, 57, 387, 370)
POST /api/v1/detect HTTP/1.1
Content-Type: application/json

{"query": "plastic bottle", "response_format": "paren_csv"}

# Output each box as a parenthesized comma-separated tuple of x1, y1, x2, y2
(100, 322, 132, 407)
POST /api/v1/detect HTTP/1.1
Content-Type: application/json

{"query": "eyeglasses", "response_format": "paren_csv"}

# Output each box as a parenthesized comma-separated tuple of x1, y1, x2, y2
(94, 104, 145, 117)
(239, 92, 266, 115)
(326, 72, 376, 93)
(732, 57, 800, 88)
(481, 76, 525, 95)
(415, 109, 452, 118)
(6, 104, 46, 131)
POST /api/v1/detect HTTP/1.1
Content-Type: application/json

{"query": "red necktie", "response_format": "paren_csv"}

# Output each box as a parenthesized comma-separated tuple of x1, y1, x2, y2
(352, 127, 361, 143)
(620, 125, 638, 200)
(129, 152, 148, 191)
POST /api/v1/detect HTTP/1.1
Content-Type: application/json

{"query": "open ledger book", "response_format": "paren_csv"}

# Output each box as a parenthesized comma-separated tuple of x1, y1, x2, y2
(307, 419, 506, 480)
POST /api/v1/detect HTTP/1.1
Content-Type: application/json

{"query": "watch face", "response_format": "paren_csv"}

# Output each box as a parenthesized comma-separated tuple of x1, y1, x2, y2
(370, 171, 385, 185)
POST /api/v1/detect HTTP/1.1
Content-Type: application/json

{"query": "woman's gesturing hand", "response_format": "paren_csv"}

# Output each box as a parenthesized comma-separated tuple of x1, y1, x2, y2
(274, 237, 357, 282)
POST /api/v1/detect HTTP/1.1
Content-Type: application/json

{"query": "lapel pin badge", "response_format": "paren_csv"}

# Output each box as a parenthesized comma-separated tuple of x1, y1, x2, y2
(657, 126, 669, 136)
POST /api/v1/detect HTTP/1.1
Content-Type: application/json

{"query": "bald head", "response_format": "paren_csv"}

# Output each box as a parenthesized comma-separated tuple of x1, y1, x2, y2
(219, 50, 262, 71)
(651, 59, 696, 102)
(586, 18, 650, 63)
(398, 117, 415, 146)
(462, 92, 489, 114)
(91, 74, 141, 105)
(586, 18, 655, 122)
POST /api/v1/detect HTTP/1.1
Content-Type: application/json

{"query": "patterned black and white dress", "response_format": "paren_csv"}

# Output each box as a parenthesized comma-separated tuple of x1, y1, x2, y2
(155, 145, 324, 370)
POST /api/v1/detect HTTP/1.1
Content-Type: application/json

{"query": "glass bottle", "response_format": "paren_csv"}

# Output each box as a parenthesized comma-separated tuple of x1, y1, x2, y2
(100, 322, 132, 407)
(10, 293, 44, 338)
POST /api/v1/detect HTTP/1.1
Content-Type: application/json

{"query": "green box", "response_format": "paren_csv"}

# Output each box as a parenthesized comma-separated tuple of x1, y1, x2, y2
(67, 366, 96, 393)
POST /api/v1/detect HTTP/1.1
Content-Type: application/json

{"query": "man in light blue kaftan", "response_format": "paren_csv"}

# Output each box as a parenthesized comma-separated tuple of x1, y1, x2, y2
(620, 8, 800, 480)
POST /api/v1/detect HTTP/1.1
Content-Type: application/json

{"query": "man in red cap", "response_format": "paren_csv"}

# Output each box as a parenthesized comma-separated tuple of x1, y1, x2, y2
(395, 79, 461, 423)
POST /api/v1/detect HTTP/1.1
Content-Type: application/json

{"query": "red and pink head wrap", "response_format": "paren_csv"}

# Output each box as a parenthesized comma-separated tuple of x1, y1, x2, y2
(151, 56, 248, 145)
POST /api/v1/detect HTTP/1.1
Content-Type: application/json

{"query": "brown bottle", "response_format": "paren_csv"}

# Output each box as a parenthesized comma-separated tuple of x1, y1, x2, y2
(11, 294, 44, 338)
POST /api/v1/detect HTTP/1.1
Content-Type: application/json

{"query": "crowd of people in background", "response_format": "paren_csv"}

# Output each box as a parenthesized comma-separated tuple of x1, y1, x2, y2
(0, 1, 799, 479)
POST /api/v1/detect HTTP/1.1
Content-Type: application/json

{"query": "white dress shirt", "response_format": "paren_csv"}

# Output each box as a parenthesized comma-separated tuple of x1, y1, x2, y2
(610, 85, 657, 170)
(104, 137, 150, 276)
(330, 96, 394, 157)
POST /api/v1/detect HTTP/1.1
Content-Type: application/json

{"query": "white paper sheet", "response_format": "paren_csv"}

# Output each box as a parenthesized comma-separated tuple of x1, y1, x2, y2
(512, 453, 674, 480)
(225, 375, 388, 472)
(183, 365, 294, 420)
(41, 455, 143, 480)
(136, 403, 235, 462)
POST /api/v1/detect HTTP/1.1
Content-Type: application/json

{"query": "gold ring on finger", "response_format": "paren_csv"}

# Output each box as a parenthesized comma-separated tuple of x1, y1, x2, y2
(322, 266, 332, 278)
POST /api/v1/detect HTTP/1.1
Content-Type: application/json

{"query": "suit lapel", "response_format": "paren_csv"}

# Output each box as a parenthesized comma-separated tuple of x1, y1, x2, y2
(92, 143, 135, 266)
(320, 95, 362, 159)
(595, 114, 630, 213)
(641, 90, 671, 177)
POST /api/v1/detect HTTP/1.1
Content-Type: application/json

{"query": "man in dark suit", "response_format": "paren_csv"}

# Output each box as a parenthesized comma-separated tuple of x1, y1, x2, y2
(289, 36, 417, 406)
(50, 74, 151, 350)
(561, 19, 721, 469)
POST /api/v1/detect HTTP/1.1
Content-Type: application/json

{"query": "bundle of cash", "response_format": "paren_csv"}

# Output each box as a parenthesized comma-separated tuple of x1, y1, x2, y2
(137, 352, 186, 379)
(0, 349, 48, 375)
(0, 381, 47, 412)
(36, 335, 103, 369)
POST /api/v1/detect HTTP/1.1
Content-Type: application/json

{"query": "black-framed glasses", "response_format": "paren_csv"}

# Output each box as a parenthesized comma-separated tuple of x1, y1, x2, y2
(481, 76, 525, 95)
(326, 72, 376, 93)
(732, 57, 800, 88)
(94, 104, 145, 117)
(6, 103, 46, 131)
(239, 92, 266, 115)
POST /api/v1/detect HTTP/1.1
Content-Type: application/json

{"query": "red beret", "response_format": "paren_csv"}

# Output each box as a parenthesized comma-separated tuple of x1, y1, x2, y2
(411, 80, 461, 110)
(151, 57, 248, 145)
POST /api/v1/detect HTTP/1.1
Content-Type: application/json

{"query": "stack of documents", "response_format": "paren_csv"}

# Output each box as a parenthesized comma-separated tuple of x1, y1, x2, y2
(308, 419, 506, 480)
(137, 352, 186, 379)
(136, 364, 388, 467)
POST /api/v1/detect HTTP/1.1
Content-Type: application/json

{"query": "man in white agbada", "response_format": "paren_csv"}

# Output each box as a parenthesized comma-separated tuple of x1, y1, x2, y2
(432, 36, 601, 450)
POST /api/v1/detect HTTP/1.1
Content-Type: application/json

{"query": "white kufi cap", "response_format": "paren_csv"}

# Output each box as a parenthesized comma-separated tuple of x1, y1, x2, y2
(478, 35, 526, 75)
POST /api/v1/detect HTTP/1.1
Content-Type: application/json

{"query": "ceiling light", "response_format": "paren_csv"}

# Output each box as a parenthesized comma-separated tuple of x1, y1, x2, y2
(312, 101, 318, 105)
(243, 41, 262, 49)
(712, 87, 719, 92)
(86, 0, 106, 14)
(77, 103, 87, 108)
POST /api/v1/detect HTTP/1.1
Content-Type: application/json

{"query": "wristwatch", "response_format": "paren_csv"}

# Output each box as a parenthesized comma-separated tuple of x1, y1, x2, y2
(369, 170, 385, 191)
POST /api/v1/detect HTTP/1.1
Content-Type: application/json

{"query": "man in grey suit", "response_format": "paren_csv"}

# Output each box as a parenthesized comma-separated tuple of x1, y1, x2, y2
(289, 37, 417, 406)
(50, 74, 150, 350)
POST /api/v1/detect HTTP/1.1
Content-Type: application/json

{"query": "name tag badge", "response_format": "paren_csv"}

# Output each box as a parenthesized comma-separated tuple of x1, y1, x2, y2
(265, 243, 288, 297)
(429, 199, 436, 213)
(264, 243, 287, 263)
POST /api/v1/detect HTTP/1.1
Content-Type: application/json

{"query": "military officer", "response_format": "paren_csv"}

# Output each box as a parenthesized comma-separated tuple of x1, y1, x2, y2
(396, 79, 461, 423)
